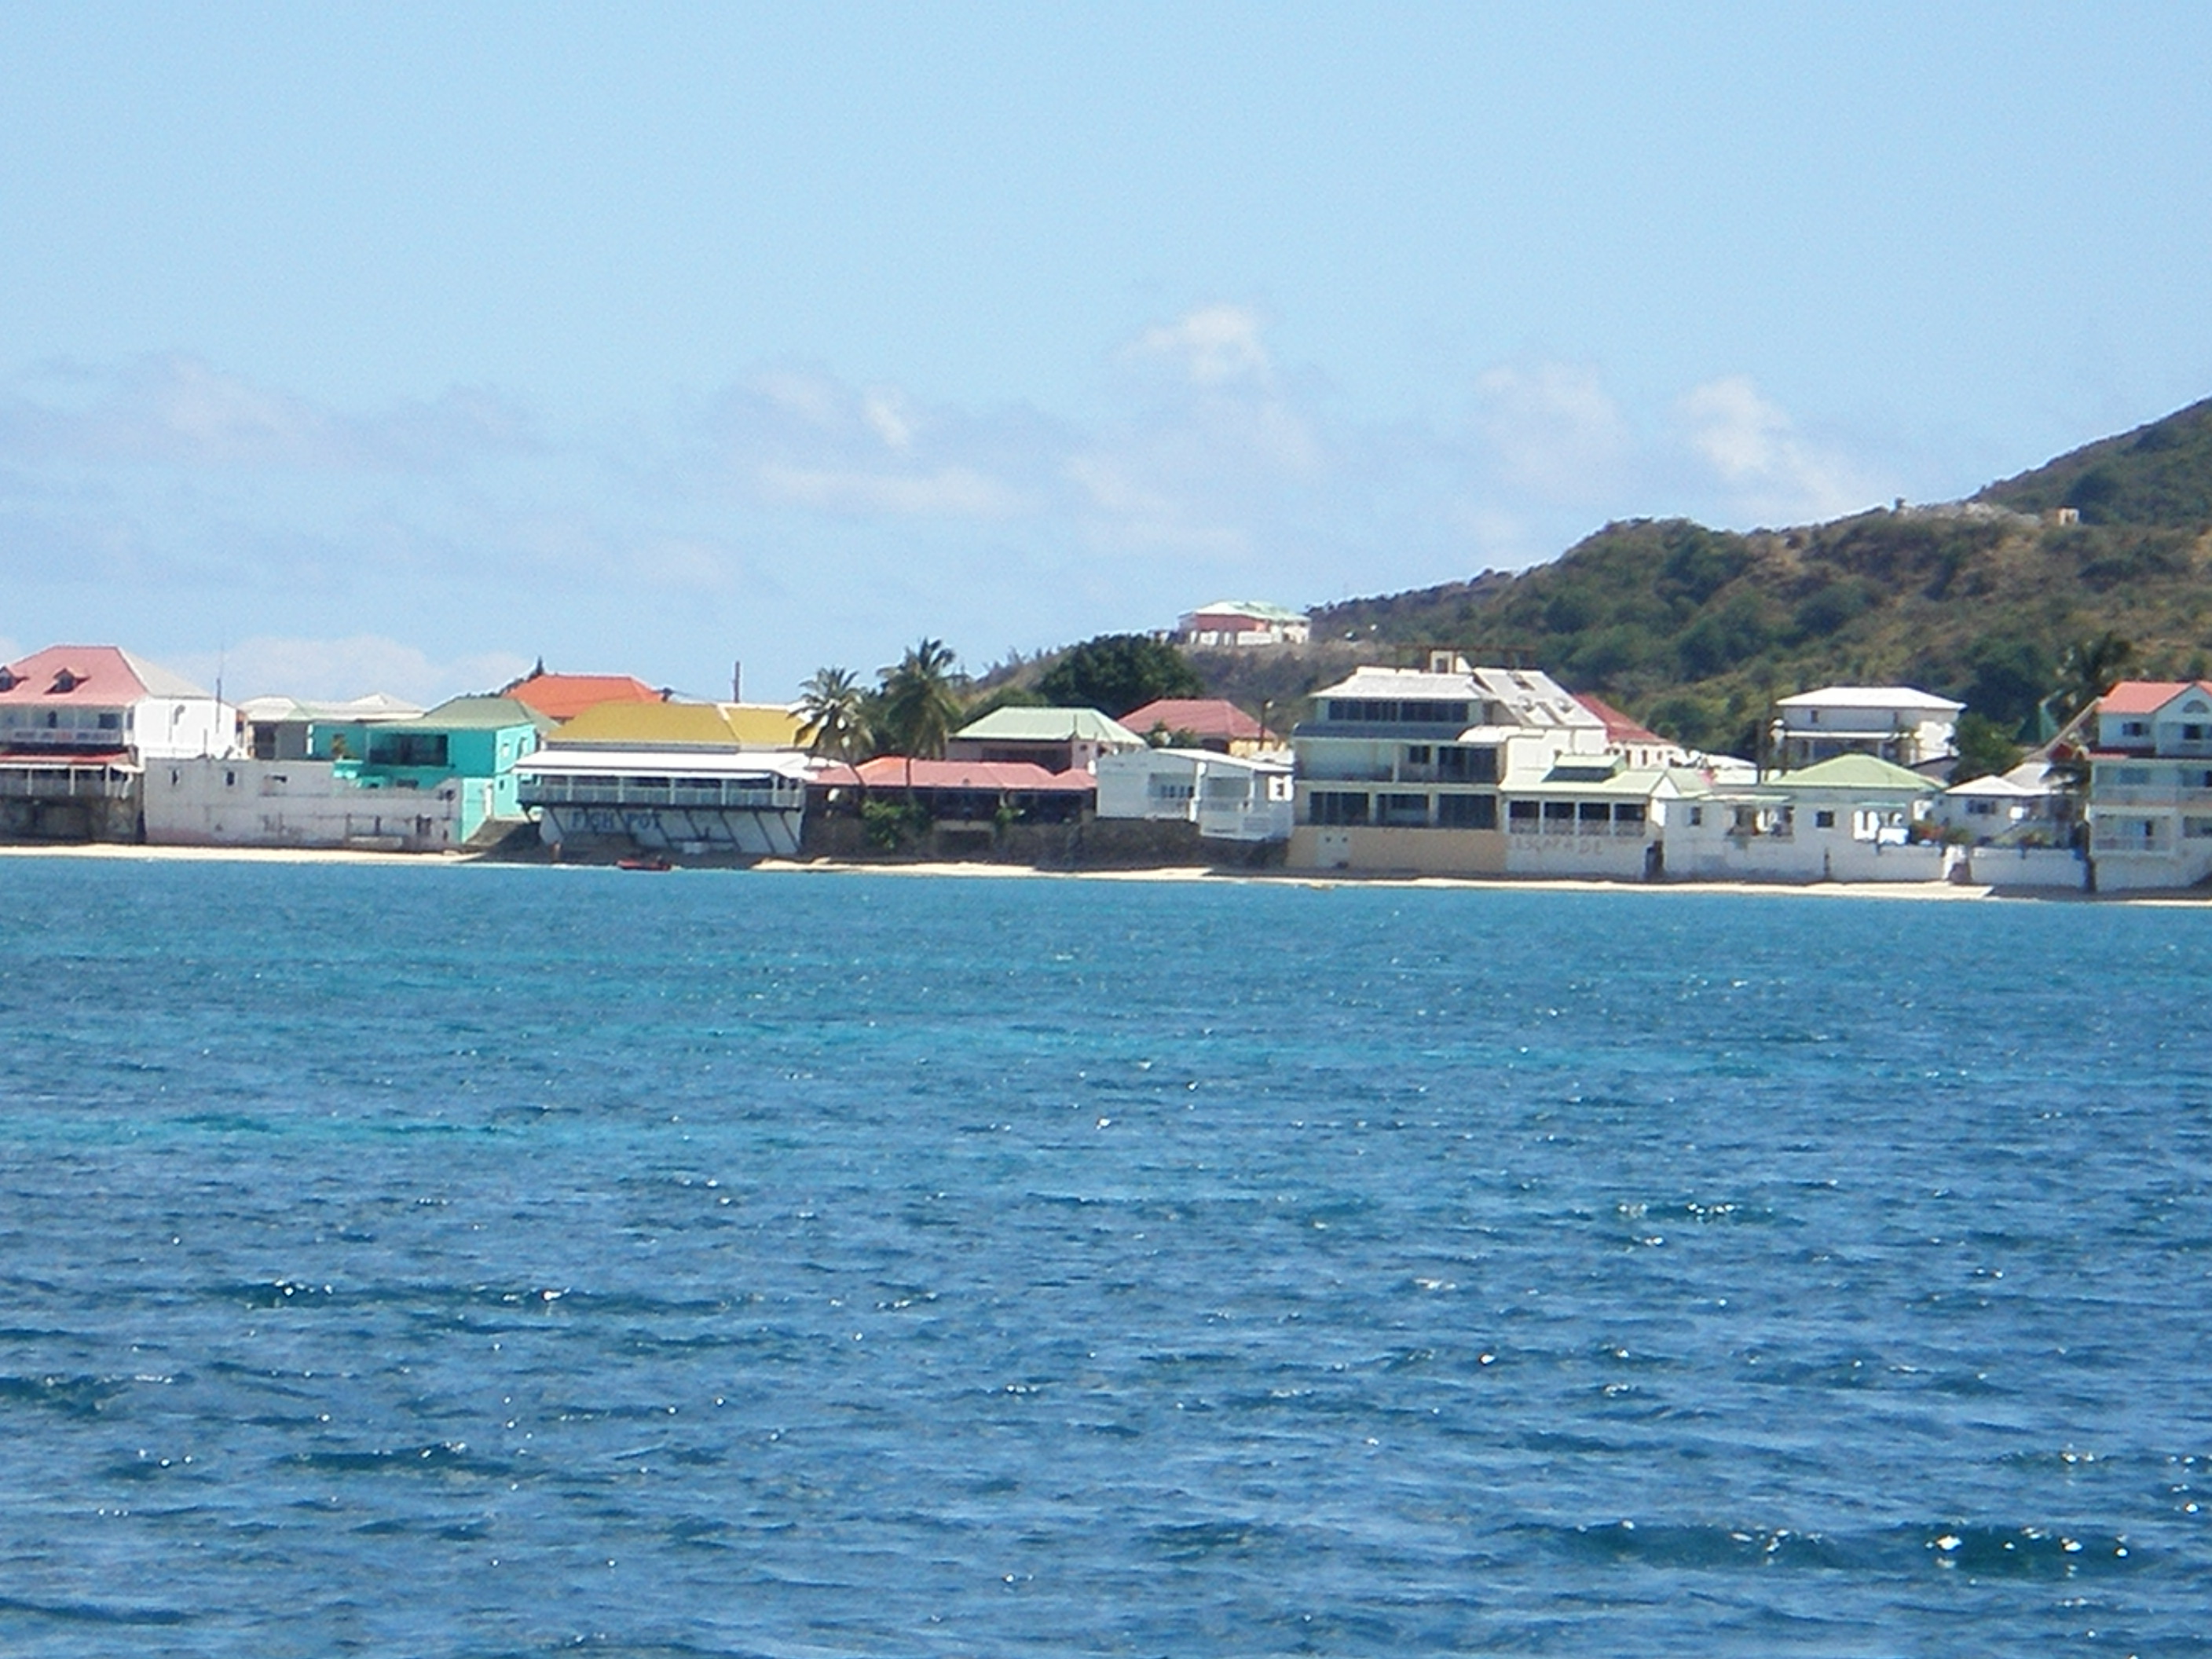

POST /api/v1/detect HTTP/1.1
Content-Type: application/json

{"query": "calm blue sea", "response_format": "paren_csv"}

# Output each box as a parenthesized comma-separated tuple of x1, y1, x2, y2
(1, 859, 2208, 1656)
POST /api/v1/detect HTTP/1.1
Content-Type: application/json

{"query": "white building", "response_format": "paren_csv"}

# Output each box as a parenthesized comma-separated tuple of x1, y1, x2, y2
(1661, 754, 1946, 884)
(240, 693, 421, 760)
(1174, 600, 1311, 649)
(0, 645, 240, 840)
(1933, 759, 2071, 844)
(1288, 663, 1617, 874)
(1095, 748, 1294, 842)
(2083, 680, 2212, 891)
(145, 756, 462, 851)
(1773, 686, 1964, 771)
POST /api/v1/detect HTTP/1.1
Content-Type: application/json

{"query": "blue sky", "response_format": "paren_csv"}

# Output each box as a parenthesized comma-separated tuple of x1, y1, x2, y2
(2, 3, 2207, 702)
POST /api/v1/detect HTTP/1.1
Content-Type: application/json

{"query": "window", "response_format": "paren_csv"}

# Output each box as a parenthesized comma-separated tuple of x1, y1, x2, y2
(1308, 790, 1370, 826)
(1405, 745, 1431, 765)
(1437, 793, 1496, 829)
(1814, 809, 1837, 829)
(2122, 720, 2150, 738)
(96, 712, 119, 730)
(1687, 805, 1704, 826)
(1437, 745, 1498, 783)
(2115, 767, 2152, 786)
(2187, 818, 2212, 839)
(1542, 800, 1576, 827)
(1966, 800, 1996, 817)
(1379, 793, 1429, 827)
(1507, 800, 1540, 830)
(1577, 801, 1610, 827)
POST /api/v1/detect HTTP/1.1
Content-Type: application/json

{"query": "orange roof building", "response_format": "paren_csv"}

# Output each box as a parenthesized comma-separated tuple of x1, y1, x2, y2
(504, 670, 665, 722)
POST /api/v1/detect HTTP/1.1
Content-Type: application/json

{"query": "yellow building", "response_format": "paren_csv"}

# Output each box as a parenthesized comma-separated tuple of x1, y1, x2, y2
(553, 701, 804, 750)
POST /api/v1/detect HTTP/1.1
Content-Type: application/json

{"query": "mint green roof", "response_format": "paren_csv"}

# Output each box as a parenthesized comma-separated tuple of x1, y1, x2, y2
(1773, 753, 1933, 792)
(953, 706, 1142, 745)
(1192, 599, 1306, 623)
(386, 696, 557, 734)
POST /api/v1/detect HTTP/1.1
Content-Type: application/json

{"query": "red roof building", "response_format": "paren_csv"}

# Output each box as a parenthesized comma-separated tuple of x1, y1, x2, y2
(809, 756, 1094, 824)
(0, 644, 234, 762)
(2096, 679, 2212, 718)
(1573, 693, 1691, 767)
(504, 671, 666, 723)
(1120, 698, 1269, 753)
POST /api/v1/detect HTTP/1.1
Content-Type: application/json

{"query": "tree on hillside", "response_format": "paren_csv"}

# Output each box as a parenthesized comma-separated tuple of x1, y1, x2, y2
(2050, 631, 2137, 728)
(1950, 712, 2023, 785)
(1038, 633, 1202, 716)
(797, 665, 870, 763)
(877, 638, 963, 759)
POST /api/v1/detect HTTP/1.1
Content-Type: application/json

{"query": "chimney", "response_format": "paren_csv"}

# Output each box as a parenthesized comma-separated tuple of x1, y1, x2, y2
(731, 660, 742, 702)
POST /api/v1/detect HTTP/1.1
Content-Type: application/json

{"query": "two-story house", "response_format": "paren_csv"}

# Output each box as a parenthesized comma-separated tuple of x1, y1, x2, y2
(0, 645, 239, 840)
(2083, 680, 2212, 890)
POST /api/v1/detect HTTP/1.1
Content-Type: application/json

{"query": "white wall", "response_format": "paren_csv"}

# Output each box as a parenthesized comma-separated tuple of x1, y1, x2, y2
(144, 757, 458, 850)
(1970, 847, 2089, 890)
(130, 697, 241, 760)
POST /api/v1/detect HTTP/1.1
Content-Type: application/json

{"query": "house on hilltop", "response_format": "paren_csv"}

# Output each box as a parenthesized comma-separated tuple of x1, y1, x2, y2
(1174, 600, 1310, 649)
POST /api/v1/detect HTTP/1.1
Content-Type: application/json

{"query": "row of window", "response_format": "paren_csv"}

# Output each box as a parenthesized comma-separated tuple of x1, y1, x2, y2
(0, 709, 123, 730)
(1322, 700, 1471, 725)
(1305, 790, 1649, 832)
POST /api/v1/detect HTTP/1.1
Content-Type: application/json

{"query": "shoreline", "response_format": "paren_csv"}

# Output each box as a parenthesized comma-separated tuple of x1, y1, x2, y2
(0, 839, 2191, 903)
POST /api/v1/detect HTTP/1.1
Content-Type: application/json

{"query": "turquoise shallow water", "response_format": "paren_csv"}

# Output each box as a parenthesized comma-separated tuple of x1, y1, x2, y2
(1, 859, 2209, 1655)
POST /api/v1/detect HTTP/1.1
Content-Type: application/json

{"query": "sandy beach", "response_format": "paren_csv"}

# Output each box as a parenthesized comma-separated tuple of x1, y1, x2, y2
(1, 840, 2192, 902)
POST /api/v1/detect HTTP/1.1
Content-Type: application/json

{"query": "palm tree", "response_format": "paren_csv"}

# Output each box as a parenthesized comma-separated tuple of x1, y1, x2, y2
(797, 665, 869, 764)
(877, 638, 962, 760)
(2046, 631, 2137, 733)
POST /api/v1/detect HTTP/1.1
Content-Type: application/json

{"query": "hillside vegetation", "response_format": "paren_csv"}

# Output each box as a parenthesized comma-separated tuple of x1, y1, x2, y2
(1206, 398, 2212, 755)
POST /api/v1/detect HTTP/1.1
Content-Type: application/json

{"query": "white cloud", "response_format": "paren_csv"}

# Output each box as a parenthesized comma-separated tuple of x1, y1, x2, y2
(1475, 361, 1630, 501)
(861, 390, 915, 452)
(0, 355, 532, 474)
(1130, 304, 1272, 386)
(1676, 375, 1879, 523)
(169, 635, 534, 705)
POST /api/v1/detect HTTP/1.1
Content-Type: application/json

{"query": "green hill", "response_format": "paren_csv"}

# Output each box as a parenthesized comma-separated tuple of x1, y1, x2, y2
(1976, 396, 2212, 527)
(1180, 399, 2212, 754)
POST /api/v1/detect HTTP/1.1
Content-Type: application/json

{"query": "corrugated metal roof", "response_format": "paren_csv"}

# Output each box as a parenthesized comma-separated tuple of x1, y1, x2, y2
(505, 672, 665, 720)
(1771, 753, 1936, 791)
(851, 756, 1094, 792)
(2098, 680, 2212, 716)
(385, 696, 555, 734)
(1120, 698, 1263, 739)
(551, 701, 800, 749)
(1184, 599, 1306, 623)
(1774, 685, 1965, 712)
(1311, 667, 1478, 701)
(951, 707, 1141, 745)
(0, 645, 211, 704)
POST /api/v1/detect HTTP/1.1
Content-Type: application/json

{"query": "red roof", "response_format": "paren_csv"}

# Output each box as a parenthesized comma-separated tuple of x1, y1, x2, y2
(0, 645, 207, 705)
(2097, 680, 2212, 716)
(1575, 692, 1668, 748)
(848, 756, 1093, 793)
(504, 672, 666, 721)
(1121, 698, 1264, 741)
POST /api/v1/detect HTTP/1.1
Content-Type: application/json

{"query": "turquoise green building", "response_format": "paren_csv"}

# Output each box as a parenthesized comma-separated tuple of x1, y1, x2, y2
(327, 696, 554, 844)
